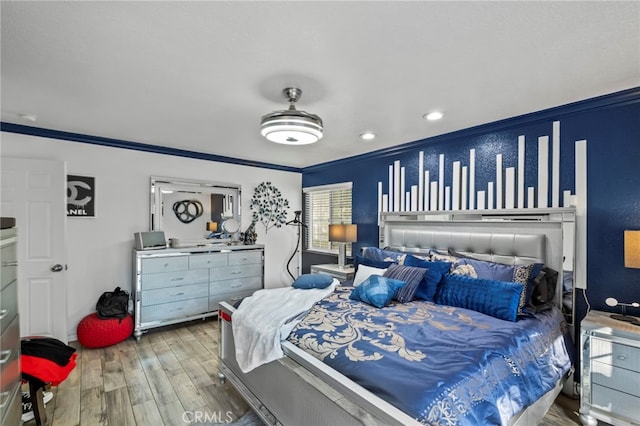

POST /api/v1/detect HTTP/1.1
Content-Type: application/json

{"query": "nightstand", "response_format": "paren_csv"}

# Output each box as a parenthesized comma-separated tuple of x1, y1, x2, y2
(310, 263, 355, 281)
(579, 310, 640, 426)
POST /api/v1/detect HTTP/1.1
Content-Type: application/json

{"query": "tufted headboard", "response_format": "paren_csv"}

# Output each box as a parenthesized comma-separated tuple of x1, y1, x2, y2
(379, 214, 573, 310)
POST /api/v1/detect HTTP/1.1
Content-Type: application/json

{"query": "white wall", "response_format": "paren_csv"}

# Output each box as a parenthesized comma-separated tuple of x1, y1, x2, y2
(1, 131, 302, 340)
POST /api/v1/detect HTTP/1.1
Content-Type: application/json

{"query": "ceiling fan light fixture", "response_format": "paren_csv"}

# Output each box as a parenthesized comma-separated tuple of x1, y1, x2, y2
(261, 88, 323, 145)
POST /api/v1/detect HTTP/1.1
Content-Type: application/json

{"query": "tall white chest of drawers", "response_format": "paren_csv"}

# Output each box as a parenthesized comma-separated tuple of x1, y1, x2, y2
(0, 225, 22, 426)
(580, 310, 640, 426)
(133, 244, 264, 340)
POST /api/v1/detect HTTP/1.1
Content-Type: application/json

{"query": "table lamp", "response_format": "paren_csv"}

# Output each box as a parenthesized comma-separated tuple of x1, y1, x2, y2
(329, 224, 357, 269)
(606, 230, 640, 325)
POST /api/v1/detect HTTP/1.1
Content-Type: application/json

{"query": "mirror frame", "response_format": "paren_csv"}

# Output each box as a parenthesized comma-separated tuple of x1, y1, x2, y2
(150, 176, 242, 242)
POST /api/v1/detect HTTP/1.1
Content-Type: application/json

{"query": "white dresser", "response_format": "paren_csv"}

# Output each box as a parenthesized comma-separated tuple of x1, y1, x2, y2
(133, 244, 264, 340)
(0, 224, 22, 426)
(580, 310, 640, 426)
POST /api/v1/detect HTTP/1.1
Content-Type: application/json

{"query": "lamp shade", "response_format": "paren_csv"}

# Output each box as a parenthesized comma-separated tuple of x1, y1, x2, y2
(329, 224, 357, 243)
(624, 230, 640, 268)
(207, 222, 218, 232)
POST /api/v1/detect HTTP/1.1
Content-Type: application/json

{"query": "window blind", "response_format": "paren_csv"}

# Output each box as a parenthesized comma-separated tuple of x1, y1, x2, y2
(303, 183, 353, 254)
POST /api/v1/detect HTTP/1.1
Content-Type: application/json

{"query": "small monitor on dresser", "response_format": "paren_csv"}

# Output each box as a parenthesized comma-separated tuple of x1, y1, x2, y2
(134, 231, 167, 250)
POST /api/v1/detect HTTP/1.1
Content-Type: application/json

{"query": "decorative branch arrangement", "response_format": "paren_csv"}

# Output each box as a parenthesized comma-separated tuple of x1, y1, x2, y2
(250, 181, 290, 233)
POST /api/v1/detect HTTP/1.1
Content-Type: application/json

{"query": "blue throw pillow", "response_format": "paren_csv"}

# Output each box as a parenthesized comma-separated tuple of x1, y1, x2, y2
(354, 254, 396, 271)
(349, 275, 406, 308)
(361, 247, 407, 263)
(292, 273, 334, 289)
(436, 274, 524, 322)
(383, 264, 427, 303)
(403, 254, 452, 302)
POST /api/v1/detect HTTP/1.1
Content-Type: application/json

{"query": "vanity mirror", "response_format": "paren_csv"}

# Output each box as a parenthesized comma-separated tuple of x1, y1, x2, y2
(149, 176, 242, 246)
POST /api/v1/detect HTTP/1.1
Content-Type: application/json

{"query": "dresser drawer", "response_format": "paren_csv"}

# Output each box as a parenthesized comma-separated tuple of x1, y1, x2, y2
(214, 264, 263, 281)
(141, 256, 189, 274)
(140, 297, 209, 323)
(189, 252, 228, 269)
(591, 337, 640, 373)
(0, 280, 18, 335)
(209, 289, 257, 311)
(592, 360, 640, 397)
(0, 381, 21, 426)
(140, 268, 209, 290)
(141, 282, 209, 307)
(228, 250, 262, 266)
(210, 276, 262, 296)
(0, 316, 20, 395)
(0, 242, 17, 289)
(592, 383, 640, 422)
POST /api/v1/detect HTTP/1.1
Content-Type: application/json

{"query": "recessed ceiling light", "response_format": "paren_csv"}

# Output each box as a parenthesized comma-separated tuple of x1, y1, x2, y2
(18, 113, 38, 122)
(423, 111, 443, 121)
(360, 132, 376, 141)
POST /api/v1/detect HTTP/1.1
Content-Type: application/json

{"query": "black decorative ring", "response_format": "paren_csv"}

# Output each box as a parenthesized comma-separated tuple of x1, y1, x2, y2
(172, 200, 203, 223)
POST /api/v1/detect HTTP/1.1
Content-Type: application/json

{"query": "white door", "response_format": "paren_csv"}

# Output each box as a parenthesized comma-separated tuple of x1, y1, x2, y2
(0, 157, 68, 343)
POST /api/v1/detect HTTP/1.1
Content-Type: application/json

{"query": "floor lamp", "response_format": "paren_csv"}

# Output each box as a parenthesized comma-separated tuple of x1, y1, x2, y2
(329, 224, 357, 269)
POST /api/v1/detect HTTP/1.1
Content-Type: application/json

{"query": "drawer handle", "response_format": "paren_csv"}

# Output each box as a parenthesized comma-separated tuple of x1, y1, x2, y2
(617, 354, 627, 361)
(0, 349, 12, 364)
(0, 391, 10, 409)
(2, 261, 18, 267)
(231, 271, 242, 275)
(231, 283, 243, 288)
(0, 309, 8, 320)
(170, 278, 184, 282)
(174, 292, 185, 296)
(169, 307, 183, 312)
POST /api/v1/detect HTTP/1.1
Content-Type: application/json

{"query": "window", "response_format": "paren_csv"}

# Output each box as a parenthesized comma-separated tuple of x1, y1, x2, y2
(303, 182, 353, 255)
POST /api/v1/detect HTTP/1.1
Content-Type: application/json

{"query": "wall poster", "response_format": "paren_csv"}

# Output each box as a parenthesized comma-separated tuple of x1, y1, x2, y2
(67, 175, 95, 217)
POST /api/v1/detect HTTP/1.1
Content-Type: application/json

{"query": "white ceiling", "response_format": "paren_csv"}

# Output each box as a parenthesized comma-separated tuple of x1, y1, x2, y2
(1, 1, 638, 169)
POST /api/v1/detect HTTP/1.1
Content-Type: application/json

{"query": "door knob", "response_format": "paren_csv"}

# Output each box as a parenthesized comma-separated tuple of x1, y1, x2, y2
(51, 264, 66, 272)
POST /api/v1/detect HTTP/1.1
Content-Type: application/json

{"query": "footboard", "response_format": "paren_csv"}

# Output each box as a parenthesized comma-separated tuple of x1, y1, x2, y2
(218, 302, 422, 426)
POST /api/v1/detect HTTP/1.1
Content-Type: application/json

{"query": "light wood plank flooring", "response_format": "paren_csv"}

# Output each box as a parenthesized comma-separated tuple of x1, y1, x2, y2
(24, 318, 582, 425)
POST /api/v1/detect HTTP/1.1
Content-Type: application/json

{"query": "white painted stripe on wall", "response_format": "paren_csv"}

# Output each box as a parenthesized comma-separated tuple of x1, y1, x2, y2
(388, 164, 394, 213)
(496, 154, 503, 209)
(469, 149, 476, 210)
(405, 192, 410, 212)
(424, 171, 430, 211)
(575, 140, 587, 289)
(418, 151, 424, 211)
(505, 167, 515, 209)
(378, 181, 382, 215)
(477, 190, 486, 210)
(488, 182, 494, 210)
(430, 181, 438, 211)
(527, 187, 535, 208)
(438, 154, 444, 211)
(382, 194, 389, 212)
(563, 190, 572, 207)
(452, 161, 460, 210)
(400, 166, 406, 211)
(445, 186, 451, 211)
(518, 135, 525, 209)
(461, 166, 468, 211)
(538, 136, 549, 208)
(552, 121, 560, 208)
(411, 185, 418, 211)
(394, 160, 400, 212)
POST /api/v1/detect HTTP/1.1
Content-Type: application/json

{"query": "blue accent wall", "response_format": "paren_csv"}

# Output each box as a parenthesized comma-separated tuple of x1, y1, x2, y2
(302, 88, 640, 324)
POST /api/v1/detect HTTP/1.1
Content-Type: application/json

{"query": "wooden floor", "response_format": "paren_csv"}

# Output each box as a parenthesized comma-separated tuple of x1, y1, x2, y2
(25, 318, 582, 426)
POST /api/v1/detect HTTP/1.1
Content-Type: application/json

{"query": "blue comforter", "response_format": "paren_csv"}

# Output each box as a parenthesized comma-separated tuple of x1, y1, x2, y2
(287, 285, 572, 425)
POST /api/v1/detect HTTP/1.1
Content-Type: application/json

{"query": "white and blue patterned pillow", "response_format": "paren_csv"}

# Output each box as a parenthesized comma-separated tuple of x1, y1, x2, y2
(349, 275, 406, 308)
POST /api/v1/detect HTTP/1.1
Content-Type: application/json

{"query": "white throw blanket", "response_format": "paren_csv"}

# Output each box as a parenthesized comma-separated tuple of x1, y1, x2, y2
(232, 280, 338, 373)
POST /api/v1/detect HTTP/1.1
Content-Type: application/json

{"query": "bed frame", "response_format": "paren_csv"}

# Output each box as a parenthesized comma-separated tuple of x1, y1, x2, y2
(218, 208, 576, 426)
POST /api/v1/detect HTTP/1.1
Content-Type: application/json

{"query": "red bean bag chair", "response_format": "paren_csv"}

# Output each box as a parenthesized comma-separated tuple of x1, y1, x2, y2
(77, 313, 133, 348)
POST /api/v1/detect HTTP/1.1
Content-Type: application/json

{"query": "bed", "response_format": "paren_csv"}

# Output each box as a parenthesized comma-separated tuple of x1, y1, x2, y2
(218, 209, 576, 426)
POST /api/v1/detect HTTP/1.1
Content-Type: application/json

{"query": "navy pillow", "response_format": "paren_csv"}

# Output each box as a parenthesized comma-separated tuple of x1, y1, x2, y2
(403, 254, 452, 302)
(436, 274, 524, 322)
(292, 273, 334, 289)
(349, 275, 406, 308)
(354, 254, 395, 271)
(383, 264, 427, 303)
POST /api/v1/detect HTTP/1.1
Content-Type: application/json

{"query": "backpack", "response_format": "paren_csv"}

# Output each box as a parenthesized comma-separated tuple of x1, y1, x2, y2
(96, 287, 129, 319)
